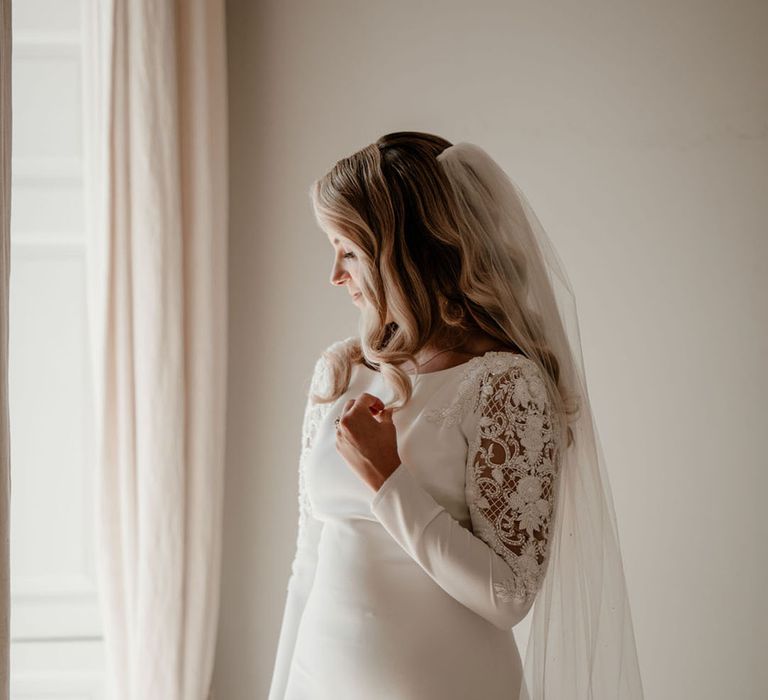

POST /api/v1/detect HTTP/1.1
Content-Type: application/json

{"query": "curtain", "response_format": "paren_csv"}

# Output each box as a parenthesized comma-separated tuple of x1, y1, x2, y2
(83, 1, 229, 698)
(0, 0, 10, 698)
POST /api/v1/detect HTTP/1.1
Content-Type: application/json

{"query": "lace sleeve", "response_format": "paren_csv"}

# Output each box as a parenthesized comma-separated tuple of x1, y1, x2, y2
(466, 358, 560, 602)
(268, 348, 333, 700)
(369, 354, 561, 631)
(294, 353, 330, 568)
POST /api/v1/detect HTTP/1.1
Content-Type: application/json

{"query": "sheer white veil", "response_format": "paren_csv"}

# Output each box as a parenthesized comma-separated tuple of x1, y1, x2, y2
(436, 142, 645, 699)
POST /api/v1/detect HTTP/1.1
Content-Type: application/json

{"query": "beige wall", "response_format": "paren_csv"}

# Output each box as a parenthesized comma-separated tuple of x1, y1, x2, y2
(218, 1, 768, 697)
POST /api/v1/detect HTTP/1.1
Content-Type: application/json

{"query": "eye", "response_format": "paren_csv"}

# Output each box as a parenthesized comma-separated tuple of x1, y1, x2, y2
(342, 251, 356, 260)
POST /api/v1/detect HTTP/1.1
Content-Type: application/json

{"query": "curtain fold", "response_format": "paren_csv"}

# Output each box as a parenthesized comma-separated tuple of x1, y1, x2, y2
(83, 1, 228, 698)
(0, 0, 11, 697)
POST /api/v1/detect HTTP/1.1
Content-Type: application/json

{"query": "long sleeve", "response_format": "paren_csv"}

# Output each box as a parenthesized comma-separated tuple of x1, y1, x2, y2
(268, 353, 331, 700)
(369, 357, 561, 632)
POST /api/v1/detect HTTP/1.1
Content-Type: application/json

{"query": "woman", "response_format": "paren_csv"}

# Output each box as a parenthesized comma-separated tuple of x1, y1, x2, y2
(268, 132, 644, 699)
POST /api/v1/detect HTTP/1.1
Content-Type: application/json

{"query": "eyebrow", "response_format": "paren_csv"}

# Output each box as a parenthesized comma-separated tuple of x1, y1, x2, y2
(329, 234, 353, 248)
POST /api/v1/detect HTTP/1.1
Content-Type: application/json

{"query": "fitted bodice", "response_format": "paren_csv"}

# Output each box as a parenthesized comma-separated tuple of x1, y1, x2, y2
(269, 336, 562, 699)
(305, 360, 476, 528)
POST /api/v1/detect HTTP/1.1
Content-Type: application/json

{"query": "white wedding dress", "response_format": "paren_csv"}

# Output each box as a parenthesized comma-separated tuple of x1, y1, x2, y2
(268, 336, 562, 700)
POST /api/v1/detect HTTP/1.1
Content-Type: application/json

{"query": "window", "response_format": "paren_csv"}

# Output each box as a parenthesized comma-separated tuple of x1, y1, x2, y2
(9, 0, 105, 695)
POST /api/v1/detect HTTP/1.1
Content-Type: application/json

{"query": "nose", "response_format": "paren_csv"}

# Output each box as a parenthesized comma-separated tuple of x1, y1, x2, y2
(330, 260, 349, 287)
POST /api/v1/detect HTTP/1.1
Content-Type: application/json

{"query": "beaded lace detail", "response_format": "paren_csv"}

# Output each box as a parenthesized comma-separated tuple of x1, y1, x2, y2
(295, 340, 348, 557)
(426, 352, 561, 601)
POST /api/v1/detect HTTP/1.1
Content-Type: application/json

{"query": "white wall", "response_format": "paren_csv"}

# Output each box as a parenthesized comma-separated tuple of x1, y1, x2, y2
(219, 1, 768, 698)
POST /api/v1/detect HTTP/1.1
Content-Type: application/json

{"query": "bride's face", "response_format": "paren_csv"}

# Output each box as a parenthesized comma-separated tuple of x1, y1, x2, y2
(327, 232, 365, 307)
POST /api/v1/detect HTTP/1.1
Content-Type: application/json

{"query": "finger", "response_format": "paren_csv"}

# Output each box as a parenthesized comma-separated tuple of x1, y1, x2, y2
(351, 394, 386, 419)
(357, 393, 385, 410)
(339, 398, 356, 417)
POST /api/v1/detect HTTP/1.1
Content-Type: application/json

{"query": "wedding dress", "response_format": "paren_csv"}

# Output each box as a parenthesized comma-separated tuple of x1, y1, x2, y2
(268, 335, 562, 700)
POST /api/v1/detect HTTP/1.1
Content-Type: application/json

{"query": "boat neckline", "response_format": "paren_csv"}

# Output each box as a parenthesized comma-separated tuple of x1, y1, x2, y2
(359, 349, 526, 378)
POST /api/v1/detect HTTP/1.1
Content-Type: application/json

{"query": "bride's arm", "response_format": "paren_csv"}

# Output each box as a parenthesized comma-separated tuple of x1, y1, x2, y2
(267, 353, 330, 699)
(370, 358, 561, 631)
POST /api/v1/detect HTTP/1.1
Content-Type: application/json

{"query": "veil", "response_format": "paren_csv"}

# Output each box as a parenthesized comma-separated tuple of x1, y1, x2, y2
(436, 143, 645, 699)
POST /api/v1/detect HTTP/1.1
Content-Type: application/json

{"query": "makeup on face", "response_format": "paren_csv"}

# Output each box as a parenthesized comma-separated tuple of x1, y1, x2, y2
(327, 232, 363, 303)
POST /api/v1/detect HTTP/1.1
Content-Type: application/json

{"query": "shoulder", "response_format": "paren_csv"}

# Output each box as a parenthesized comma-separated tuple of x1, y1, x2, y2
(323, 334, 358, 356)
(424, 351, 550, 430)
(309, 335, 359, 388)
(316, 334, 357, 368)
(476, 352, 551, 412)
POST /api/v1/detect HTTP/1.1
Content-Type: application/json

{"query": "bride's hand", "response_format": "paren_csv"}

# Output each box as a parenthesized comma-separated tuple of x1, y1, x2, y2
(335, 393, 402, 492)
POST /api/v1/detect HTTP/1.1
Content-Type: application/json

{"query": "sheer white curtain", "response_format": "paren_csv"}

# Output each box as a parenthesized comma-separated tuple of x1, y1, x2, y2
(0, 1, 10, 698)
(83, 1, 228, 698)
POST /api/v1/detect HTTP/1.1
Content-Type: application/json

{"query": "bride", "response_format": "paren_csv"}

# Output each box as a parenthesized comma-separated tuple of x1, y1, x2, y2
(268, 132, 644, 699)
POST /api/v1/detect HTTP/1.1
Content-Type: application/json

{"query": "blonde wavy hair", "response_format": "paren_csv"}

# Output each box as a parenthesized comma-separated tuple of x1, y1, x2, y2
(309, 130, 571, 429)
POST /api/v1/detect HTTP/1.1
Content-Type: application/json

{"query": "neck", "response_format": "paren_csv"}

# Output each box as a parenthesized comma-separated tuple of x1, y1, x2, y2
(414, 330, 518, 367)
